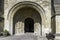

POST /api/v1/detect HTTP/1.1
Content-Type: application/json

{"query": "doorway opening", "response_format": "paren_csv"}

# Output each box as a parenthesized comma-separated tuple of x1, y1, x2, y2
(24, 18, 34, 33)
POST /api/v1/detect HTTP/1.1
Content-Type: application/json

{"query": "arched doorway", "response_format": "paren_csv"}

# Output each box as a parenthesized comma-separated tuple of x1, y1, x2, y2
(6, 1, 45, 35)
(25, 18, 34, 33)
(13, 7, 42, 35)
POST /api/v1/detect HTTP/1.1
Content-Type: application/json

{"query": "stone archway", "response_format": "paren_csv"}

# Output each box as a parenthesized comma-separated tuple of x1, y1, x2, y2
(13, 7, 42, 35)
(6, 1, 46, 35)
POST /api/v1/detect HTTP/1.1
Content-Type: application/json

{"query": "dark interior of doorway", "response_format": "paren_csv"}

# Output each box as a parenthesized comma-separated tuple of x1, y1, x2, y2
(24, 18, 34, 33)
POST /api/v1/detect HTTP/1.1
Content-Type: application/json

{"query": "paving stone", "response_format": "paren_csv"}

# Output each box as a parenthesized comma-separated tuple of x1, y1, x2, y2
(0, 33, 47, 40)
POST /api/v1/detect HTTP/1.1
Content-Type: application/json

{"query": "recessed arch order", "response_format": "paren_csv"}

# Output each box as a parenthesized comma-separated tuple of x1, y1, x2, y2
(7, 1, 46, 35)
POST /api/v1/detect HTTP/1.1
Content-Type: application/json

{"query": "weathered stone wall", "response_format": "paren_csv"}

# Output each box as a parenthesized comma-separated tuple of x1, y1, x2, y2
(4, 0, 51, 35)
(0, 0, 4, 17)
(54, 0, 60, 34)
(51, 17, 56, 34)
(52, 0, 60, 39)
(0, 0, 4, 32)
(0, 20, 4, 32)
(56, 16, 60, 34)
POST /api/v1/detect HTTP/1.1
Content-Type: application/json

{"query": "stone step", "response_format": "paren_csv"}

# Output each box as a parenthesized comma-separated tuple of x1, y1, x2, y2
(0, 33, 47, 40)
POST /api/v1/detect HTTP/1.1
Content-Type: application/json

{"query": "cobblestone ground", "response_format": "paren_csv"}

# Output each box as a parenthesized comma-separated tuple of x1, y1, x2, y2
(0, 33, 58, 40)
